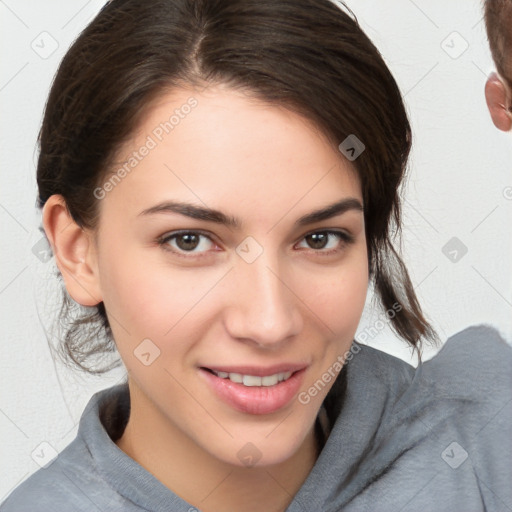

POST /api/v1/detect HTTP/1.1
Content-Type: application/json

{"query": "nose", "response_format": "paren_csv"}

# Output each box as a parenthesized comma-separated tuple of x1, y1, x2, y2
(224, 252, 303, 349)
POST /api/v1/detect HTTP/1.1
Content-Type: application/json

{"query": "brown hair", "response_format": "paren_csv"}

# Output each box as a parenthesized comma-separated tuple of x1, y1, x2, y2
(37, 0, 438, 374)
(484, 0, 512, 87)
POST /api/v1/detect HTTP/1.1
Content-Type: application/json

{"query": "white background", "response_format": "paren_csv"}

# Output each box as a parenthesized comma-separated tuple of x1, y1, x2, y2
(1, 0, 511, 502)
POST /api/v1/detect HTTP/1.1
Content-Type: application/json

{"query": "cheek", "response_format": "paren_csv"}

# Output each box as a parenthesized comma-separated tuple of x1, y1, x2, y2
(298, 256, 368, 404)
(340, 260, 369, 327)
(96, 243, 182, 332)
(97, 259, 200, 380)
(97, 245, 220, 356)
(302, 255, 369, 335)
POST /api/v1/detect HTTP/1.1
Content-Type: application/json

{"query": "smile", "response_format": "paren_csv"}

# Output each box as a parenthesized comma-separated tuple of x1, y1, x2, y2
(207, 369, 293, 387)
(199, 364, 308, 415)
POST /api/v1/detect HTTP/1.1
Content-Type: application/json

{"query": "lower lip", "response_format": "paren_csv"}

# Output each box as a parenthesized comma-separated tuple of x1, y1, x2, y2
(200, 368, 306, 415)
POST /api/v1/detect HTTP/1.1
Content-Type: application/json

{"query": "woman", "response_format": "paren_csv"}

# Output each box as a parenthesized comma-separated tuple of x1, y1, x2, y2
(1, 0, 510, 511)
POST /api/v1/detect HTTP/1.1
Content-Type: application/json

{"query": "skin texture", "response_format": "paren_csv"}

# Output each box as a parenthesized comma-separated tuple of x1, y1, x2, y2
(485, 71, 512, 131)
(42, 85, 369, 512)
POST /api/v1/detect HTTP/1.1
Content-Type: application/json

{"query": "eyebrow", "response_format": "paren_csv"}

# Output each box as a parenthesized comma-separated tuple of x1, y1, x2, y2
(138, 197, 363, 229)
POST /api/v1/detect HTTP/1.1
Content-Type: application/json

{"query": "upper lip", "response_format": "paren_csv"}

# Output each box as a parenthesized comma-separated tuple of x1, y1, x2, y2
(200, 363, 308, 377)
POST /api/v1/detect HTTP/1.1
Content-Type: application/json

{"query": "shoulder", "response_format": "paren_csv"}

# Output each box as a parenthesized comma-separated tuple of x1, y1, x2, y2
(428, 323, 511, 364)
(323, 341, 417, 424)
(417, 324, 512, 455)
(348, 340, 416, 393)
(347, 324, 512, 434)
(420, 324, 512, 400)
(419, 324, 512, 508)
(0, 438, 104, 512)
(0, 384, 133, 512)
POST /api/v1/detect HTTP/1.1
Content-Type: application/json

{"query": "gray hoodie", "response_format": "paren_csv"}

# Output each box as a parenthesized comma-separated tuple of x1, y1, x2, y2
(1, 324, 511, 511)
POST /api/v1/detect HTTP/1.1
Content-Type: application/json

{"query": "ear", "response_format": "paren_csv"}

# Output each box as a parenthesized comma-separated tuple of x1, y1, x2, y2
(42, 194, 103, 306)
(485, 72, 512, 131)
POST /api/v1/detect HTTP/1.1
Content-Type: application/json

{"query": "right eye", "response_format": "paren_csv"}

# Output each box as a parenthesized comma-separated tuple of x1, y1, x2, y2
(157, 230, 219, 258)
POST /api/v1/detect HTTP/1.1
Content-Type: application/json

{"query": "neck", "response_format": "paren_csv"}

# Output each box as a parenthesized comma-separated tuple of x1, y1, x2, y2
(115, 385, 321, 512)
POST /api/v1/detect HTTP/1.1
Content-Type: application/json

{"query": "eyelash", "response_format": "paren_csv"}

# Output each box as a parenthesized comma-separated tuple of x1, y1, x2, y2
(156, 229, 355, 259)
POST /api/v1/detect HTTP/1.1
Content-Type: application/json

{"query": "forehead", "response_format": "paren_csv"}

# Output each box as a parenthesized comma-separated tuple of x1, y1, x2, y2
(100, 85, 362, 224)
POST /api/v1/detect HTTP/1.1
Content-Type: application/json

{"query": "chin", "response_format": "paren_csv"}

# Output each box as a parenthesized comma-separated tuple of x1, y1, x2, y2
(207, 425, 312, 469)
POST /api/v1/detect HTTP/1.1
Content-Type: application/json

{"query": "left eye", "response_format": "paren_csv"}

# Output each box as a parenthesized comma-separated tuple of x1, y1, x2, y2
(296, 231, 347, 251)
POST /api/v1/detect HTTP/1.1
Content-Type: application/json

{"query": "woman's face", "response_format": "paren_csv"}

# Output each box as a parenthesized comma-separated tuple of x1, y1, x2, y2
(91, 85, 369, 467)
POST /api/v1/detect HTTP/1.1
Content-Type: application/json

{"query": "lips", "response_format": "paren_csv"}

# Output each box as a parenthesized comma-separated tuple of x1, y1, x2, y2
(199, 363, 307, 415)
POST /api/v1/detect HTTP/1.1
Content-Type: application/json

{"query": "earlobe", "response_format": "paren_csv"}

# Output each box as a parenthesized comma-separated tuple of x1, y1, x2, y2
(42, 194, 103, 306)
(485, 72, 512, 132)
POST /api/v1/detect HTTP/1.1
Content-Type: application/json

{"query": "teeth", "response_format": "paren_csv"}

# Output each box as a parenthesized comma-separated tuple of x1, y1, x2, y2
(211, 370, 293, 386)
(228, 372, 243, 383)
(243, 375, 262, 386)
(261, 374, 278, 386)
